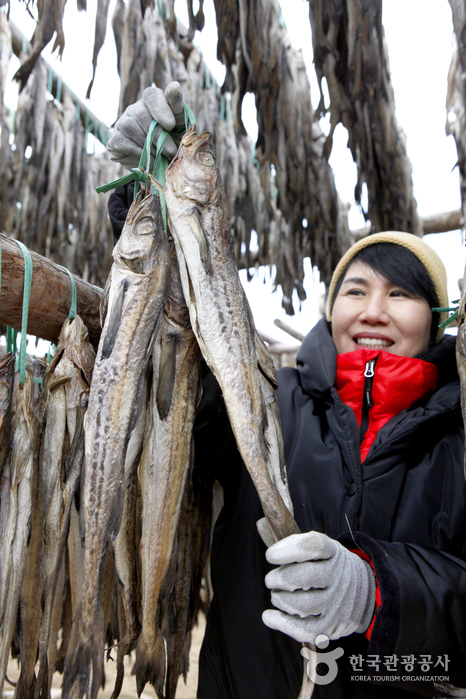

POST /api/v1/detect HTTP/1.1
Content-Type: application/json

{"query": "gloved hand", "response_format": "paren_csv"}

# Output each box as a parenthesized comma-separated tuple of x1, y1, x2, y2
(107, 82, 186, 169)
(259, 525, 376, 645)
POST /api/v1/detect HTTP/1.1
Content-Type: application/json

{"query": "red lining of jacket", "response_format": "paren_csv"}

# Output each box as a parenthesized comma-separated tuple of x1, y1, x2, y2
(335, 349, 438, 462)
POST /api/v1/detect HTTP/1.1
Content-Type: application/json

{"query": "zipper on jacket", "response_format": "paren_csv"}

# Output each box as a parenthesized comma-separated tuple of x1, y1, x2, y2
(360, 358, 377, 445)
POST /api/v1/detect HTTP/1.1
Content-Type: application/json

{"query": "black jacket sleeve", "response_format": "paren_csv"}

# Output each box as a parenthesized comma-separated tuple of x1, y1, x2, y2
(108, 183, 135, 241)
(339, 530, 466, 696)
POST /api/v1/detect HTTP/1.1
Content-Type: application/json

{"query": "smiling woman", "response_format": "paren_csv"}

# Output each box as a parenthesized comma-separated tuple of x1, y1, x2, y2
(331, 259, 433, 357)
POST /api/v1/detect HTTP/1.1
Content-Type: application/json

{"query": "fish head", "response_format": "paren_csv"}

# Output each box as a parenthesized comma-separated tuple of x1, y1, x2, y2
(114, 190, 167, 275)
(166, 127, 223, 206)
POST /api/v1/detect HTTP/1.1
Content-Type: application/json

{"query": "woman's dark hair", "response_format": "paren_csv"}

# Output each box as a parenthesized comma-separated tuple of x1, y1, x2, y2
(331, 243, 440, 346)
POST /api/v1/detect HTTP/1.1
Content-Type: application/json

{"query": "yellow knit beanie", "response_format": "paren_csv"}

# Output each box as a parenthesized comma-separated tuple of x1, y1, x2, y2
(326, 231, 449, 342)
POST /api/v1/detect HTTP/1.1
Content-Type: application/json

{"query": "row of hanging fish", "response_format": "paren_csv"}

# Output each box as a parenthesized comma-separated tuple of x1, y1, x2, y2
(0, 125, 312, 699)
(8, 0, 352, 312)
(0, 14, 123, 292)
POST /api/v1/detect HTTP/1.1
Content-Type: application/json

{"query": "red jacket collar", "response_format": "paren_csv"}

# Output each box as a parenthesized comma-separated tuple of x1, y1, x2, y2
(335, 349, 439, 462)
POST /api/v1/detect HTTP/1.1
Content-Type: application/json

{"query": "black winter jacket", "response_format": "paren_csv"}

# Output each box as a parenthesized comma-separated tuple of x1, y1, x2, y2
(196, 318, 466, 699)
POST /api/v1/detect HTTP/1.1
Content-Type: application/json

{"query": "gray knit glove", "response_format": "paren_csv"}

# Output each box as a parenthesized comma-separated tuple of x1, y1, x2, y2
(107, 82, 185, 169)
(259, 526, 376, 644)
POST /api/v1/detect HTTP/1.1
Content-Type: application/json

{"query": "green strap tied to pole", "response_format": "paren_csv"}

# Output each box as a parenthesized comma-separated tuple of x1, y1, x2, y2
(15, 240, 32, 386)
(60, 266, 77, 320)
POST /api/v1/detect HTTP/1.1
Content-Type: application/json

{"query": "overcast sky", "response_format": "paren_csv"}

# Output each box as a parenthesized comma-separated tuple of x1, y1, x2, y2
(6, 0, 464, 345)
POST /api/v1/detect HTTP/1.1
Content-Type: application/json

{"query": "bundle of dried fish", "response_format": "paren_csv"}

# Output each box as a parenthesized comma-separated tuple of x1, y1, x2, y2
(307, 0, 421, 237)
(0, 370, 41, 697)
(35, 314, 95, 699)
(136, 241, 201, 697)
(62, 189, 171, 699)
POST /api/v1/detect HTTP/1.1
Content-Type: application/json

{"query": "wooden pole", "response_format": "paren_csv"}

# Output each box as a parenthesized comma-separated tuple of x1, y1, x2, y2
(274, 319, 304, 342)
(0, 234, 103, 349)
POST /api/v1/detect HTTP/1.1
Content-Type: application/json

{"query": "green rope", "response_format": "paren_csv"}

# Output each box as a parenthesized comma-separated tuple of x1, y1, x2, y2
(97, 103, 197, 230)
(56, 75, 62, 104)
(184, 102, 196, 130)
(432, 299, 460, 329)
(6, 327, 16, 355)
(60, 266, 77, 320)
(15, 241, 32, 385)
(47, 67, 53, 94)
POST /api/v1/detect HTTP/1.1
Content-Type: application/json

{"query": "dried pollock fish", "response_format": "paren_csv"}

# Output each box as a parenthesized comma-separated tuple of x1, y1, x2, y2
(62, 191, 171, 699)
(135, 242, 202, 697)
(157, 127, 297, 542)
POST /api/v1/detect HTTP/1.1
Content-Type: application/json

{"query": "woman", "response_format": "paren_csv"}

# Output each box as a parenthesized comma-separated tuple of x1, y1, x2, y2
(108, 88, 466, 698)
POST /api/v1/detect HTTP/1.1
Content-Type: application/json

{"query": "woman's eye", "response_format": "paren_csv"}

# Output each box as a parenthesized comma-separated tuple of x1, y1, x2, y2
(390, 290, 410, 298)
(346, 289, 364, 296)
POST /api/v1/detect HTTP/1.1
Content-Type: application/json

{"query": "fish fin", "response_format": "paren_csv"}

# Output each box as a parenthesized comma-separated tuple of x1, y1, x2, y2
(254, 330, 278, 390)
(101, 280, 126, 360)
(156, 334, 177, 420)
(184, 208, 213, 275)
(34, 655, 49, 699)
(62, 601, 105, 699)
(47, 375, 70, 393)
(134, 630, 166, 698)
(145, 171, 165, 194)
(63, 405, 85, 482)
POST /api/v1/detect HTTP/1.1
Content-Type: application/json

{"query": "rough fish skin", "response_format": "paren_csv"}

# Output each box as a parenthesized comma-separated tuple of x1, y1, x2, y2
(161, 128, 298, 543)
(0, 371, 40, 698)
(0, 352, 15, 478)
(15, 427, 43, 699)
(62, 191, 171, 699)
(135, 243, 201, 698)
(110, 367, 148, 665)
(36, 315, 95, 699)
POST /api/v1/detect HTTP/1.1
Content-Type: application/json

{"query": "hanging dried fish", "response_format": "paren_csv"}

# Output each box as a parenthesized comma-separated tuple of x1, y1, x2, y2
(62, 191, 170, 699)
(135, 241, 202, 698)
(154, 128, 296, 539)
(86, 0, 112, 99)
(0, 353, 15, 478)
(0, 371, 41, 697)
(35, 315, 95, 699)
(14, 0, 68, 91)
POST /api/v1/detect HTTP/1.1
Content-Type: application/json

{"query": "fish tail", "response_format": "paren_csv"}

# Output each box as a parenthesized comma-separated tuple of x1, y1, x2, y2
(134, 629, 166, 698)
(14, 670, 37, 699)
(62, 602, 105, 699)
(33, 655, 49, 699)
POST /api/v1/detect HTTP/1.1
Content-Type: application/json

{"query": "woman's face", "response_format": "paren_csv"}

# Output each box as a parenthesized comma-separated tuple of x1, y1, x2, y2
(331, 260, 433, 357)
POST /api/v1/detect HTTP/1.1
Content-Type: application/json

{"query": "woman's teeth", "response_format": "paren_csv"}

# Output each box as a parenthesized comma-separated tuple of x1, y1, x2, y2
(355, 338, 392, 348)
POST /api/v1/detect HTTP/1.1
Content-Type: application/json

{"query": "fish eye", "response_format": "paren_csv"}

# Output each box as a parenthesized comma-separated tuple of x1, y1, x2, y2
(196, 149, 216, 166)
(135, 217, 155, 235)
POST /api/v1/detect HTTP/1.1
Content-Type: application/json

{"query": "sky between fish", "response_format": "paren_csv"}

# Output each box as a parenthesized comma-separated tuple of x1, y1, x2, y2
(5, 0, 465, 348)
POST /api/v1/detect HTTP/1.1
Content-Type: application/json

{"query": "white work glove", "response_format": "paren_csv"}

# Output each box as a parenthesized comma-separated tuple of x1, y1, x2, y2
(257, 522, 376, 645)
(107, 82, 186, 169)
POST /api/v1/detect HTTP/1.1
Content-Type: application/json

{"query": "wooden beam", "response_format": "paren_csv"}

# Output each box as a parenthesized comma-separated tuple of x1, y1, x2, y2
(421, 209, 463, 235)
(274, 319, 304, 342)
(351, 209, 463, 242)
(0, 234, 103, 349)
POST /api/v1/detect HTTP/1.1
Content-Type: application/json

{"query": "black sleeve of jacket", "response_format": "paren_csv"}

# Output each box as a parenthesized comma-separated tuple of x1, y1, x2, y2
(193, 364, 242, 499)
(108, 183, 134, 241)
(338, 532, 466, 695)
